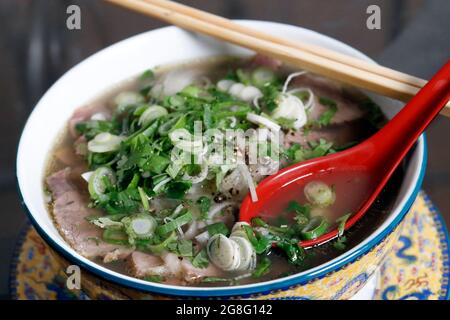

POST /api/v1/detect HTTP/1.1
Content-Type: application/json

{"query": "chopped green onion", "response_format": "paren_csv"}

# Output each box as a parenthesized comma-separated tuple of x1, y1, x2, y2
(156, 211, 192, 235)
(168, 95, 185, 109)
(138, 187, 150, 211)
(88, 132, 125, 153)
(336, 213, 351, 237)
(139, 105, 168, 127)
(139, 69, 154, 82)
(192, 248, 209, 269)
(300, 216, 330, 240)
(103, 227, 129, 245)
(317, 97, 338, 126)
(144, 154, 170, 174)
(243, 225, 271, 254)
(122, 214, 157, 242)
(207, 222, 230, 237)
(276, 240, 306, 265)
(89, 216, 123, 229)
(304, 181, 336, 208)
(165, 180, 192, 199)
(127, 173, 140, 190)
(251, 67, 275, 87)
(333, 236, 347, 250)
(143, 275, 163, 283)
(88, 167, 116, 200)
(252, 256, 271, 278)
(181, 85, 201, 97)
(201, 277, 233, 283)
(287, 201, 310, 217)
(178, 240, 194, 257)
(147, 232, 177, 253)
(251, 217, 268, 228)
(197, 196, 211, 220)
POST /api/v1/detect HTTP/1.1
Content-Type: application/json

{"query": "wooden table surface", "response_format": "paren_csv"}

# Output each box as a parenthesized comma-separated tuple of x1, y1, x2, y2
(0, 0, 448, 299)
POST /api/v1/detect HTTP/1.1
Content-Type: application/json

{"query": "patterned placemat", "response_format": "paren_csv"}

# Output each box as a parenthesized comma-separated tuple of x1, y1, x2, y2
(373, 192, 449, 300)
(9, 191, 450, 300)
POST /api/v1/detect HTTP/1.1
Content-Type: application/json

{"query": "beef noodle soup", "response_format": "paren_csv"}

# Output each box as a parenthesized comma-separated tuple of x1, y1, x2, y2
(45, 55, 403, 287)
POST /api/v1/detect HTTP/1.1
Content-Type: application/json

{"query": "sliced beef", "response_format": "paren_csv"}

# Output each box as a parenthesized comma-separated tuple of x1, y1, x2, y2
(287, 119, 374, 151)
(181, 258, 221, 283)
(69, 104, 111, 137)
(250, 54, 282, 70)
(128, 251, 220, 284)
(46, 168, 132, 261)
(104, 248, 135, 264)
(128, 252, 166, 278)
(285, 119, 374, 149)
(292, 74, 366, 125)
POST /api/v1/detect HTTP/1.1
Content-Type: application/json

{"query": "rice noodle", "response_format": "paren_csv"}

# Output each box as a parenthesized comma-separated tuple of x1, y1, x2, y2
(184, 221, 198, 240)
(252, 95, 261, 110)
(194, 231, 210, 246)
(287, 87, 315, 109)
(273, 94, 308, 129)
(246, 113, 281, 132)
(162, 69, 202, 96)
(282, 71, 308, 94)
(238, 164, 258, 202)
(207, 201, 236, 222)
(173, 204, 184, 215)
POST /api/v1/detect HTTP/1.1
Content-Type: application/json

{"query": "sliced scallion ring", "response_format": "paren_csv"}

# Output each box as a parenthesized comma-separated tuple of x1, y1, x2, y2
(88, 167, 116, 199)
(122, 214, 157, 240)
(114, 91, 145, 111)
(251, 67, 275, 87)
(138, 105, 168, 127)
(300, 217, 330, 240)
(168, 95, 185, 109)
(181, 85, 201, 97)
(87, 132, 125, 153)
(304, 181, 336, 208)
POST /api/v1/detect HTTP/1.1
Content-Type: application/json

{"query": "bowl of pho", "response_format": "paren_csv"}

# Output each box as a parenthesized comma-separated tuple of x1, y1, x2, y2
(17, 20, 426, 299)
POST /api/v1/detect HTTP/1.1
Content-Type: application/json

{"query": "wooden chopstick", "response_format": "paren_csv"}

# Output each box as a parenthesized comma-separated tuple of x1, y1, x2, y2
(144, 0, 426, 89)
(106, 0, 450, 117)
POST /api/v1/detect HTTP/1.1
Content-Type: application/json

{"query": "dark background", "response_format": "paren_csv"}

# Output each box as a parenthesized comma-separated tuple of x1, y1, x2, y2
(0, 0, 449, 299)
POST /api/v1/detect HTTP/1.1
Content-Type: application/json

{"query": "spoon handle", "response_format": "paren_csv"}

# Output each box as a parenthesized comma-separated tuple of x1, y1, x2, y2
(367, 61, 450, 171)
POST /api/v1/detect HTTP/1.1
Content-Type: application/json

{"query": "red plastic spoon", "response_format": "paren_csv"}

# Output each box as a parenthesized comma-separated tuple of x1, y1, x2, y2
(240, 60, 450, 248)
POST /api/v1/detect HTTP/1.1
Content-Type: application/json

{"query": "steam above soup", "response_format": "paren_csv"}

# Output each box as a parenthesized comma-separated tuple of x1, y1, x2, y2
(45, 55, 400, 286)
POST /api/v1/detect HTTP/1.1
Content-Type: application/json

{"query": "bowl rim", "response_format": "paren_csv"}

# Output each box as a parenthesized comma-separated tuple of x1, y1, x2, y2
(16, 20, 427, 297)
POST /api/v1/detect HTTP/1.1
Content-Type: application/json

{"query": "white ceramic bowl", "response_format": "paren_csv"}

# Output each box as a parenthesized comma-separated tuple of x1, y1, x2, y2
(17, 20, 426, 299)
